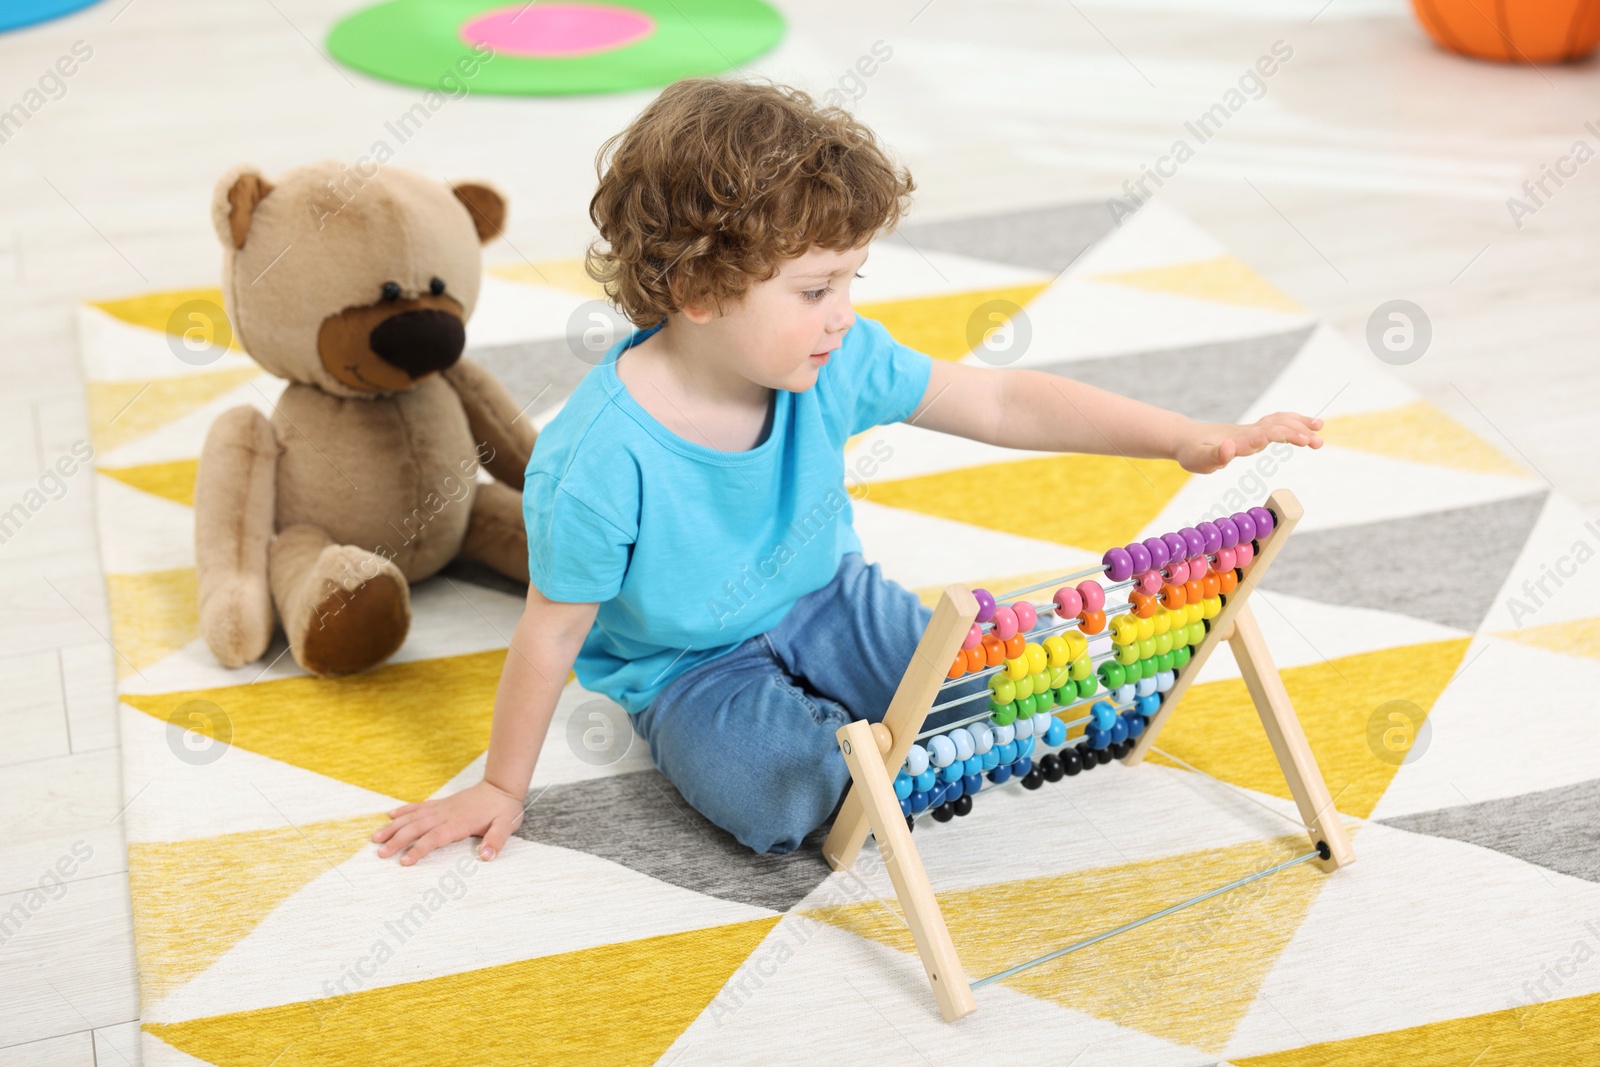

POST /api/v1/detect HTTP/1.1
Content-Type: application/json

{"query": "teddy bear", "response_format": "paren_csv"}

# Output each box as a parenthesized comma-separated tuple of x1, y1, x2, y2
(194, 160, 534, 677)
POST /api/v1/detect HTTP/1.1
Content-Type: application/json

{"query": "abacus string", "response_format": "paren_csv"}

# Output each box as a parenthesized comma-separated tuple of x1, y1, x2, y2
(1150, 746, 1312, 833)
(993, 564, 1108, 602)
(969, 848, 1323, 991)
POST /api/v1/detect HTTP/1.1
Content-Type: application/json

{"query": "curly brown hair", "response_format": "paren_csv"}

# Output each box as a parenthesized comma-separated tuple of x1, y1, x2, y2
(585, 77, 916, 327)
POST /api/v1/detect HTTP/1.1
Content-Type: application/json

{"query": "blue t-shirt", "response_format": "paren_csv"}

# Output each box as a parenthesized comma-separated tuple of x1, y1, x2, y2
(522, 314, 933, 714)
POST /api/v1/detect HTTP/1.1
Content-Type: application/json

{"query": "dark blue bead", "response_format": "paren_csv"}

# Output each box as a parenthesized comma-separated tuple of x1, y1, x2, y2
(1012, 757, 1032, 779)
(909, 790, 930, 813)
(1124, 713, 1146, 739)
(1109, 718, 1128, 745)
(1085, 726, 1111, 750)
(944, 777, 965, 802)
(927, 783, 947, 808)
(988, 763, 1012, 785)
(962, 772, 984, 796)
(899, 796, 912, 818)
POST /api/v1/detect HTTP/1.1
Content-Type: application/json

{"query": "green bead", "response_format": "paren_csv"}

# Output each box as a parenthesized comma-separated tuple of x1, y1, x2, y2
(1098, 660, 1125, 690)
(1189, 621, 1206, 646)
(1056, 685, 1076, 706)
(1154, 631, 1173, 656)
(1014, 674, 1035, 700)
(990, 701, 1017, 726)
(1069, 656, 1091, 681)
(1174, 645, 1191, 669)
(1157, 651, 1175, 673)
(1138, 637, 1156, 660)
(1017, 694, 1037, 716)
(1031, 670, 1051, 696)
(1112, 643, 1135, 665)
(1035, 686, 1055, 711)
(1144, 656, 1160, 679)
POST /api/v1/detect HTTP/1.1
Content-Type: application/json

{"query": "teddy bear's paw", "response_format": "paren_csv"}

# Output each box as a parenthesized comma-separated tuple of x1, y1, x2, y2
(199, 574, 276, 669)
(294, 547, 412, 677)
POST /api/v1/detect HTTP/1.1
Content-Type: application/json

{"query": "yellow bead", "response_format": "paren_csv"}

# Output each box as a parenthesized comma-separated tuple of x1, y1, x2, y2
(1110, 615, 1138, 646)
(1005, 656, 1029, 681)
(1066, 632, 1088, 660)
(1025, 642, 1048, 674)
(1151, 612, 1170, 637)
(1202, 595, 1222, 619)
(1186, 602, 1204, 625)
(1044, 634, 1070, 667)
(989, 674, 1016, 703)
(1136, 616, 1155, 642)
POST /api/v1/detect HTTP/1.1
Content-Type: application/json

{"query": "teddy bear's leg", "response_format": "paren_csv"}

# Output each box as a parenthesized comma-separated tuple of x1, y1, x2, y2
(459, 481, 529, 583)
(268, 524, 412, 676)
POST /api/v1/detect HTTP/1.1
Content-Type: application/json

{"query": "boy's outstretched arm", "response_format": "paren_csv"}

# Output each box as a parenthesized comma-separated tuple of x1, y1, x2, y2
(907, 359, 1323, 473)
(372, 583, 599, 866)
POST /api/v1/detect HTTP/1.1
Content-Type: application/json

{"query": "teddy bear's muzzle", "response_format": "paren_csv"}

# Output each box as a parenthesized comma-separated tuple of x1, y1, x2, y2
(368, 308, 467, 380)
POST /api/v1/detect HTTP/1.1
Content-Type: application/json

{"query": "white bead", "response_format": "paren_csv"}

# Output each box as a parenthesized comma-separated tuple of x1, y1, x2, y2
(967, 724, 993, 755)
(1155, 670, 1175, 693)
(928, 733, 956, 768)
(993, 723, 1015, 747)
(952, 728, 975, 762)
(1032, 713, 1053, 738)
(1013, 715, 1034, 739)
(905, 744, 929, 776)
(1136, 676, 1157, 697)
(1114, 683, 1136, 704)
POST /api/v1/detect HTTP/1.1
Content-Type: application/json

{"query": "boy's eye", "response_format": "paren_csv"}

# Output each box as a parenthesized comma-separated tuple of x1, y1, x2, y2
(802, 273, 864, 303)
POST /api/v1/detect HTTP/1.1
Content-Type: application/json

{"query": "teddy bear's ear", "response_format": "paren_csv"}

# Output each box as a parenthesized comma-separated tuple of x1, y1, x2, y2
(212, 166, 274, 250)
(451, 182, 507, 244)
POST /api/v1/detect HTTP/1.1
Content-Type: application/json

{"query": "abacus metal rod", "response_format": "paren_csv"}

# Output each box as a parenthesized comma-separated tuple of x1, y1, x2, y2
(935, 605, 1137, 694)
(994, 566, 1108, 601)
(968, 848, 1322, 991)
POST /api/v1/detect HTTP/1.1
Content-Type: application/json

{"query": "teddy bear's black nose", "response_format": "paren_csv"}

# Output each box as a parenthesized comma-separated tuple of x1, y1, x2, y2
(368, 309, 465, 379)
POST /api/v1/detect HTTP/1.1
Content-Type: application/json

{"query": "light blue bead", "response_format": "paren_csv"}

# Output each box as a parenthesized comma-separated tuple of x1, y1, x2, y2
(893, 772, 913, 800)
(952, 729, 975, 762)
(1155, 670, 1175, 693)
(1137, 693, 1161, 716)
(964, 756, 983, 777)
(993, 723, 1015, 747)
(997, 740, 1018, 764)
(967, 724, 994, 755)
(1090, 700, 1117, 731)
(1045, 718, 1067, 746)
(1136, 676, 1157, 697)
(914, 769, 937, 793)
(1113, 683, 1136, 704)
(906, 744, 929, 777)
(982, 749, 1001, 771)
(940, 762, 963, 783)
(1017, 735, 1036, 758)
(1013, 715, 1034, 740)
(928, 733, 957, 768)
(1032, 712, 1053, 738)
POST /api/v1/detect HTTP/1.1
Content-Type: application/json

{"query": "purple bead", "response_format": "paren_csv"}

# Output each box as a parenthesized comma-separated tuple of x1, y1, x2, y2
(1197, 521, 1222, 554)
(1102, 546, 1134, 582)
(973, 588, 996, 623)
(1162, 532, 1187, 563)
(1215, 517, 1239, 549)
(1249, 506, 1276, 539)
(1126, 542, 1151, 573)
(1232, 511, 1257, 542)
(1142, 537, 1170, 570)
(1180, 527, 1204, 557)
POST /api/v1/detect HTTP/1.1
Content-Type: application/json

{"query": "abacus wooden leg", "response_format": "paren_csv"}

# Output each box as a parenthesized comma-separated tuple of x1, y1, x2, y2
(835, 718, 977, 1022)
(823, 584, 979, 872)
(1227, 604, 1355, 873)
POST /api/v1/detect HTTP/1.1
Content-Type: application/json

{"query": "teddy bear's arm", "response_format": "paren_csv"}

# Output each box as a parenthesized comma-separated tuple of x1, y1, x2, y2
(194, 406, 280, 668)
(442, 357, 537, 487)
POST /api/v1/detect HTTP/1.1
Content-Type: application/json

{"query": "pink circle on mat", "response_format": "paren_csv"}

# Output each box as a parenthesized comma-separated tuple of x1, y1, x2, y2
(460, 4, 656, 58)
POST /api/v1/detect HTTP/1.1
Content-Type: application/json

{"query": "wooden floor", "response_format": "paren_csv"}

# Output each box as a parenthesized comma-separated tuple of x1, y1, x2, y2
(2, 0, 1596, 1061)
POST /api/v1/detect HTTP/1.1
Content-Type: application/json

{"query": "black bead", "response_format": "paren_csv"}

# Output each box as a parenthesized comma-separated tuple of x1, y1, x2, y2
(429, 276, 446, 296)
(1109, 740, 1128, 759)
(381, 281, 402, 301)
(1097, 747, 1113, 765)
(1076, 742, 1095, 770)
(1022, 769, 1044, 790)
(906, 814, 916, 834)
(931, 802, 955, 822)
(1039, 753, 1064, 783)
(1061, 749, 1082, 776)
(952, 795, 973, 817)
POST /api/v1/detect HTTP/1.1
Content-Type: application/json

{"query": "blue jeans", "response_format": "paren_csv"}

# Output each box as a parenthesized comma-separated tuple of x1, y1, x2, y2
(632, 552, 991, 854)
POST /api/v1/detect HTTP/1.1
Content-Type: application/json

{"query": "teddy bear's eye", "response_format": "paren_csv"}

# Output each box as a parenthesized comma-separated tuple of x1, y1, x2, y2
(429, 278, 446, 296)
(381, 282, 402, 302)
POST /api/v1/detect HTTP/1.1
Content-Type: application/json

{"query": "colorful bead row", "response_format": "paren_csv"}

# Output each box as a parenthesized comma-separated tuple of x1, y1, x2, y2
(1098, 509, 1276, 584)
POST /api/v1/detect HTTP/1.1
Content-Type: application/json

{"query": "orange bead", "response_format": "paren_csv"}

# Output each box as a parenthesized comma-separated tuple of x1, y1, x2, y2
(964, 646, 986, 672)
(1201, 571, 1220, 599)
(1161, 582, 1187, 609)
(1130, 590, 1157, 618)
(1184, 579, 1204, 605)
(981, 632, 1005, 667)
(948, 653, 966, 679)
(1004, 633, 1026, 659)
(1219, 568, 1238, 594)
(1079, 609, 1107, 635)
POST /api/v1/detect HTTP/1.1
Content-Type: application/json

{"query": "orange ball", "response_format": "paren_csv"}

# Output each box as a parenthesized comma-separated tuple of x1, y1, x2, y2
(1161, 582, 1187, 609)
(964, 646, 986, 672)
(1184, 579, 1204, 605)
(1201, 571, 1220, 599)
(1130, 590, 1157, 618)
(981, 632, 1005, 667)
(947, 654, 966, 680)
(1004, 633, 1026, 659)
(1079, 609, 1107, 635)
(1219, 568, 1238, 595)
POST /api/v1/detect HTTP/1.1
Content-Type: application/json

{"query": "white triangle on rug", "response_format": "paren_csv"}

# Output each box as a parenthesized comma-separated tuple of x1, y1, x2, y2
(1479, 489, 1599, 633)
(465, 273, 593, 348)
(1239, 321, 1417, 422)
(145, 835, 776, 1023)
(1067, 198, 1231, 277)
(96, 374, 284, 469)
(94, 475, 195, 573)
(853, 239, 1054, 303)
(77, 304, 260, 383)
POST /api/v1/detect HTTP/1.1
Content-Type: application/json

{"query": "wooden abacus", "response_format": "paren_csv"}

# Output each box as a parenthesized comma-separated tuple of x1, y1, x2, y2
(821, 488, 1354, 1021)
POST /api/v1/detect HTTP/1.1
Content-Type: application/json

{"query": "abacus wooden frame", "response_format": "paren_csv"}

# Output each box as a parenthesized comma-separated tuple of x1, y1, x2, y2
(821, 488, 1354, 1022)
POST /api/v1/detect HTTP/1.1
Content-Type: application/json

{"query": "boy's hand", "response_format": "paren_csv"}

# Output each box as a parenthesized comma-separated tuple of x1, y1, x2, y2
(1175, 412, 1323, 475)
(372, 779, 526, 866)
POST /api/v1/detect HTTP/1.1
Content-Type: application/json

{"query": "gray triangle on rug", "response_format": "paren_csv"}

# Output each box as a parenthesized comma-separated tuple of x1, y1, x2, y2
(1380, 778, 1600, 884)
(893, 200, 1119, 274)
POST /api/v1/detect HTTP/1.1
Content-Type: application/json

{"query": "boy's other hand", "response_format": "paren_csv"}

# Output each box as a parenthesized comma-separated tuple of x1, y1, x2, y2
(1175, 412, 1323, 475)
(372, 779, 526, 866)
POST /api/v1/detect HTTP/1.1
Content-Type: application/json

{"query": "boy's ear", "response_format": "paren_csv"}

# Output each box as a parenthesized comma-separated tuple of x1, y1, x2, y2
(212, 166, 274, 250)
(451, 181, 507, 244)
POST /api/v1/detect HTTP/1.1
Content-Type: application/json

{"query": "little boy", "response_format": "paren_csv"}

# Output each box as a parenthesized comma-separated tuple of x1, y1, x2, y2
(374, 77, 1322, 865)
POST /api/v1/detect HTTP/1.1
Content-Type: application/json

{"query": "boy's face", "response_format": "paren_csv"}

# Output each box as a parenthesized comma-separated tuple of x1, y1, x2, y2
(682, 242, 868, 393)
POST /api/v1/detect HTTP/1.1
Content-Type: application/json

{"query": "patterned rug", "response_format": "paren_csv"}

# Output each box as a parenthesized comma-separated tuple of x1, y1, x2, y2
(84, 199, 1600, 1065)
